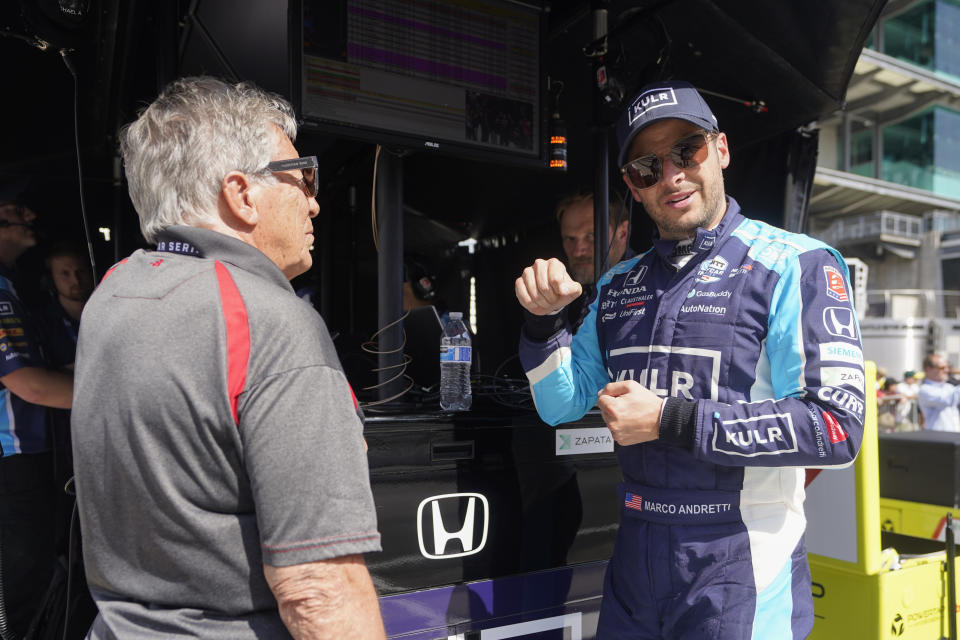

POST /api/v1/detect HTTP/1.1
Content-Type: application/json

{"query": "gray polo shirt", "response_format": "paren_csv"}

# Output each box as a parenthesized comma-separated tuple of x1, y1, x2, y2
(72, 226, 380, 639)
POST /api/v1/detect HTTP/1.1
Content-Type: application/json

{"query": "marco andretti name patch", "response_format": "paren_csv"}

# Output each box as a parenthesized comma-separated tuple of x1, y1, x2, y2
(620, 485, 741, 524)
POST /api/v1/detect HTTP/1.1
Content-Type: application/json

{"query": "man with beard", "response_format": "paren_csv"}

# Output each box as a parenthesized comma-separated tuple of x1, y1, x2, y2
(515, 80, 864, 638)
(556, 191, 632, 331)
(36, 244, 94, 369)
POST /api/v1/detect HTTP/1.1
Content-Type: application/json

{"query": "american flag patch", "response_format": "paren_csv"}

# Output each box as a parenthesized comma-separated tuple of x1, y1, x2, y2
(625, 492, 643, 512)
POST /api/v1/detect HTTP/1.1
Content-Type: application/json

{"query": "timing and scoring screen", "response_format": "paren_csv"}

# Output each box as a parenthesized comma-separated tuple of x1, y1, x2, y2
(301, 0, 541, 158)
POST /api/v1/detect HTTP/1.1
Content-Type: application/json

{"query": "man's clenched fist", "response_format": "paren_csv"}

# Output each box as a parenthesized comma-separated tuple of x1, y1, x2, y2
(515, 258, 583, 316)
(597, 380, 664, 446)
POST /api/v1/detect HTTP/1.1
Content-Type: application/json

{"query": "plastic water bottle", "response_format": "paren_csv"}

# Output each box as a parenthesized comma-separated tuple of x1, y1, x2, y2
(440, 312, 472, 411)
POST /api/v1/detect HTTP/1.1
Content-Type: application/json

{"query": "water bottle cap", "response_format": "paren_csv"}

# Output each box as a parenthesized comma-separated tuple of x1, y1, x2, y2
(449, 312, 463, 319)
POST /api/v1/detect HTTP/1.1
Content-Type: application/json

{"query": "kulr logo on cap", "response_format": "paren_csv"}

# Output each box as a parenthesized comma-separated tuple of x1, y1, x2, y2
(616, 80, 719, 167)
(628, 87, 680, 126)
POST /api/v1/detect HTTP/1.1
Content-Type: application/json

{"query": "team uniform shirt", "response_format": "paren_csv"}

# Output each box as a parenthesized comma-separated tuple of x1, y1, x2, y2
(72, 226, 381, 639)
(35, 297, 79, 369)
(0, 267, 50, 457)
(520, 198, 864, 639)
(917, 379, 960, 431)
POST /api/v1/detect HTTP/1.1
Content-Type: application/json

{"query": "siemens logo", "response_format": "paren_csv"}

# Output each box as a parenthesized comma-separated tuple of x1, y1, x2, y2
(819, 342, 863, 365)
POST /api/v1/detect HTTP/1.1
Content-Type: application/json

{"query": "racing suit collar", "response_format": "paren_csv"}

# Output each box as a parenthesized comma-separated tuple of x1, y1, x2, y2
(651, 196, 743, 263)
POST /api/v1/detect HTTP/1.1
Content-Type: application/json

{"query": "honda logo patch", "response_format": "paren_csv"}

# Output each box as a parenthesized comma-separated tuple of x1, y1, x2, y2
(625, 266, 648, 286)
(822, 307, 858, 341)
(416, 493, 489, 559)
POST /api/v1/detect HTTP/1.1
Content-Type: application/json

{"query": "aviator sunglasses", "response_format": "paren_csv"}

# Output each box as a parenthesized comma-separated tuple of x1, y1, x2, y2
(263, 155, 318, 198)
(620, 132, 716, 190)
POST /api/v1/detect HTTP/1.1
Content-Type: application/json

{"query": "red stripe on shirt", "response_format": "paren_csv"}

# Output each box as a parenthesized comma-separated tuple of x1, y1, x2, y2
(214, 261, 250, 426)
(101, 258, 128, 282)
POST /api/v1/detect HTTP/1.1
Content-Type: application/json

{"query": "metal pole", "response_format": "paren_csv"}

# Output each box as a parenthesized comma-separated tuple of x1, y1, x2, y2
(594, 133, 610, 281)
(375, 150, 405, 402)
(592, 0, 610, 282)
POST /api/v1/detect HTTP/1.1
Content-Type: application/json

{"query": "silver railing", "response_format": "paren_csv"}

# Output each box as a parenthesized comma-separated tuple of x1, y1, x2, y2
(812, 210, 923, 246)
(877, 394, 921, 432)
(865, 289, 960, 318)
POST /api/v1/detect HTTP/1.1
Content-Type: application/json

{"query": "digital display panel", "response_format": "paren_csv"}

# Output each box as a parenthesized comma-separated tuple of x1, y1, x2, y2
(300, 0, 543, 161)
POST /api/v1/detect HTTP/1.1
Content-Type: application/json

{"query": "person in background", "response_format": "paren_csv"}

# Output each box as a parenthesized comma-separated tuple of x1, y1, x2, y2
(71, 76, 384, 639)
(901, 370, 920, 401)
(515, 80, 864, 638)
(36, 243, 93, 369)
(0, 194, 75, 638)
(878, 379, 913, 432)
(555, 190, 634, 331)
(875, 366, 888, 392)
(917, 352, 960, 432)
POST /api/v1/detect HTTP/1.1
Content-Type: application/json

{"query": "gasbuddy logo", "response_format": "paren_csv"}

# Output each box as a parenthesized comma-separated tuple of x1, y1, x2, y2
(556, 427, 614, 456)
(416, 493, 489, 560)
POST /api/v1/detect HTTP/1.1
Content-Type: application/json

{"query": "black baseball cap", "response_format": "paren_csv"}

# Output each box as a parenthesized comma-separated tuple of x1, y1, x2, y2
(616, 80, 719, 167)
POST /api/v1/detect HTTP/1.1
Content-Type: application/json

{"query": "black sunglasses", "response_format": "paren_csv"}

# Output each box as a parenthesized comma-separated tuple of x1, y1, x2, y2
(620, 132, 715, 190)
(263, 156, 318, 198)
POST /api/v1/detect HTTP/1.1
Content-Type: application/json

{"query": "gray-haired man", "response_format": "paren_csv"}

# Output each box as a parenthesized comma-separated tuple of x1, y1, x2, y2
(72, 77, 384, 639)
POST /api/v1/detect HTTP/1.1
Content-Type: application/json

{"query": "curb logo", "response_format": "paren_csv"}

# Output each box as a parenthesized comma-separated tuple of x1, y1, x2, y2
(890, 613, 904, 636)
(558, 434, 571, 450)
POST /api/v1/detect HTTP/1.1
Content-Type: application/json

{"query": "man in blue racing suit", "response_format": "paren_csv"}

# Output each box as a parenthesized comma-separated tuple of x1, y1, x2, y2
(515, 80, 864, 639)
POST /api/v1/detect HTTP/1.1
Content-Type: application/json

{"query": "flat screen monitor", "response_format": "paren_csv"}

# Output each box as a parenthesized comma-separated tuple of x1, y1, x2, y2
(296, 0, 545, 164)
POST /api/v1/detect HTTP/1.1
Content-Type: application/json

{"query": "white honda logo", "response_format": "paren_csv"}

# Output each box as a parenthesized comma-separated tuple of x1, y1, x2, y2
(822, 307, 857, 340)
(417, 493, 489, 559)
(626, 266, 647, 285)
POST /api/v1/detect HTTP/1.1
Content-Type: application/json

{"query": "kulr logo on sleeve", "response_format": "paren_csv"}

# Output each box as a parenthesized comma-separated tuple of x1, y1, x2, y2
(823, 266, 849, 302)
(710, 413, 799, 457)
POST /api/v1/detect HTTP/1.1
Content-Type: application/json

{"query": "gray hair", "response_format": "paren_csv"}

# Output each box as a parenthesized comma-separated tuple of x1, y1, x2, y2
(119, 76, 298, 243)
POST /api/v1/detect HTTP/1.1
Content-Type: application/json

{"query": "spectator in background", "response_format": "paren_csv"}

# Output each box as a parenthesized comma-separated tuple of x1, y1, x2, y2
(878, 378, 913, 432)
(875, 366, 888, 392)
(950, 365, 960, 386)
(0, 195, 75, 638)
(555, 191, 634, 331)
(917, 352, 960, 432)
(901, 370, 920, 401)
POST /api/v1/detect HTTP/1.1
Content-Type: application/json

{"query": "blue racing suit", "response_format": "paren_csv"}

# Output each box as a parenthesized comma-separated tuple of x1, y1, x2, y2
(519, 199, 864, 639)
